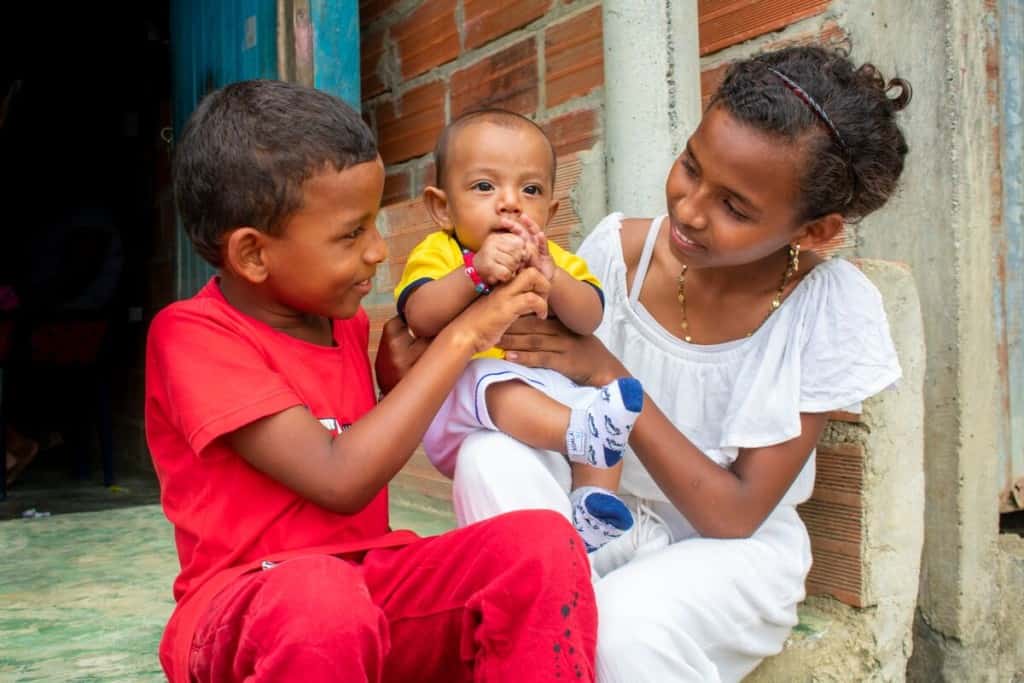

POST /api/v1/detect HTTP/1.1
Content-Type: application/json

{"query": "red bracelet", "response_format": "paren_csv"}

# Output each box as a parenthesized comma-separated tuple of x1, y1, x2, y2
(462, 248, 491, 294)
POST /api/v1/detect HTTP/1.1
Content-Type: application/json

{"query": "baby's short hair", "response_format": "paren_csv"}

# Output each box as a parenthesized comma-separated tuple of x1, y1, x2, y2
(173, 79, 378, 267)
(433, 108, 556, 190)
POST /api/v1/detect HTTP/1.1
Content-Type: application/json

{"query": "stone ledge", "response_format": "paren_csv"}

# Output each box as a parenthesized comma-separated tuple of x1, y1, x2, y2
(748, 596, 882, 682)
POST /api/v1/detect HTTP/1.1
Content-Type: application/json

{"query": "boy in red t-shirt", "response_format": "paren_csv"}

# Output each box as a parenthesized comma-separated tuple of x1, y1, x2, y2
(145, 79, 596, 683)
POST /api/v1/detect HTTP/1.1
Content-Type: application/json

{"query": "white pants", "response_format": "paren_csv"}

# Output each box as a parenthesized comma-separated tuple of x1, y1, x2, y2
(423, 358, 601, 478)
(453, 431, 813, 683)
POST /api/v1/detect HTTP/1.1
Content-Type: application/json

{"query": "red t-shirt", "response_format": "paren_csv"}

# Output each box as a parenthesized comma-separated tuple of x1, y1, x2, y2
(145, 278, 415, 681)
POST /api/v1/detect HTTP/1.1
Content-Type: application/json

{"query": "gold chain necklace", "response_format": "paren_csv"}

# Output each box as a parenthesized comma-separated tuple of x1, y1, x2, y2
(676, 244, 800, 343)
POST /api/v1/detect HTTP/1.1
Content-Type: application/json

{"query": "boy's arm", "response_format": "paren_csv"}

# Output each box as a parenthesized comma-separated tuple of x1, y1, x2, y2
(547, 269, 603, 335)
(226, 268, 551, 514)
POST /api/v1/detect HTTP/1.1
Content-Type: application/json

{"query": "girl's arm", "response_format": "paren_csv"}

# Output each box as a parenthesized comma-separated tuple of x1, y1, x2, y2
(227, 268, 551, 514)
(629, 396, 827, 538)
(500, 318, 825, 538)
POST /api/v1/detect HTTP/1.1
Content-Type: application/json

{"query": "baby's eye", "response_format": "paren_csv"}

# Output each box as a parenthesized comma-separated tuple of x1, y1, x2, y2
(523, 184, 543, 196)
(681, 157, 698, 178)
(472, 181, 494, 192)
(340, 226, 365, 240)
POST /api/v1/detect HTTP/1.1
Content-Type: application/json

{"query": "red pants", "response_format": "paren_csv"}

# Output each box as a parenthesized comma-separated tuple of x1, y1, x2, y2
(189, 510, 596, 682)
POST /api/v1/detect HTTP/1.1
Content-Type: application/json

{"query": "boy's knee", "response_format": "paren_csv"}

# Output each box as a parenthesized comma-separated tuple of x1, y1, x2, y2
(256, 556, 387, 650)
(486, 509, 586, 565)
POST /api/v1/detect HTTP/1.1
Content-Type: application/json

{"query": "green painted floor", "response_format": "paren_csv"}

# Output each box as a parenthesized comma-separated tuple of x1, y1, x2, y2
(0, 478, 455, 682)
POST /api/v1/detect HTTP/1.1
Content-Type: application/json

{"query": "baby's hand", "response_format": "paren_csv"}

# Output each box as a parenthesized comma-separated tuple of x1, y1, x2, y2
(474, 231, 529, 286)
(501, 215, 554, 281)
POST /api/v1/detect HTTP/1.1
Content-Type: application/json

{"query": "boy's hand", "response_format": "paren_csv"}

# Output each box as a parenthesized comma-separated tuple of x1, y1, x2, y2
(474, 230, 529, 286)
(500, 215, 555, 280)
(451, 267, 550, 354)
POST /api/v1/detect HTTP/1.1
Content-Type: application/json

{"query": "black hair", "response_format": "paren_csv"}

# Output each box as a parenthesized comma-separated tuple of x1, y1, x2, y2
(433, 108, 556, 190)
(709, 45, 912, 223)
(173, 79, 378, 267)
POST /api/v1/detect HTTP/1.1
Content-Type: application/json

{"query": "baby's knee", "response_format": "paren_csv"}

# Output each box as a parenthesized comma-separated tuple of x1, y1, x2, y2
(455, 431, 529, 485)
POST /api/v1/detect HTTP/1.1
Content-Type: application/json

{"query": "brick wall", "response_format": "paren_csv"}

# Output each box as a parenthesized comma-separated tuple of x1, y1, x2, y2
(361, 0, 604, 183)
(360, 0, 849, 337)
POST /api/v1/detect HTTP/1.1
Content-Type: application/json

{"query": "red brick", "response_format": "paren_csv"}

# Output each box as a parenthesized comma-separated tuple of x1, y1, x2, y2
(361, 29, 388, 99)
(762, 18, 849, 52)
(392, 0, 459, 80)
(545, 5, 603, 107)
(359, 0, 403, 28)
(700, 63, 729, 109)
(543, 108, 598, 157)
(382, 170, 412, 206)
(377, 81, 446, 164)
(463, 0, 552, 51)
(450, 38, 539, 117)
(699, 21, 849, 108)
(379, 198, 437, 289)
(547, 154, 585, 250)
(698, 0, 830, 56)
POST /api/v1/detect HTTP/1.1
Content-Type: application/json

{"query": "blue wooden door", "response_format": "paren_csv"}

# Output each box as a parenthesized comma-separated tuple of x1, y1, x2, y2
(169, 0, 360, 298)
(170, 0, 278, 298)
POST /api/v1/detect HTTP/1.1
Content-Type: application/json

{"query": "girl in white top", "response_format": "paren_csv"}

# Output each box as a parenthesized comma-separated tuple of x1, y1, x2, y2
(376, 45, 912, 681)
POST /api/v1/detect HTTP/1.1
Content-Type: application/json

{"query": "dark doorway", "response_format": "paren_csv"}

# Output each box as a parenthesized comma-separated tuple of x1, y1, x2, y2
(1, 2, 174, 515)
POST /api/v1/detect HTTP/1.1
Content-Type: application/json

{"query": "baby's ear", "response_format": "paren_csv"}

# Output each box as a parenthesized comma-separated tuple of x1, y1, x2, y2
(423, 186, 452, 231)
(547, 197, 560, 225)
(224, 227, 270, 283)
(799, 213, 844, 252)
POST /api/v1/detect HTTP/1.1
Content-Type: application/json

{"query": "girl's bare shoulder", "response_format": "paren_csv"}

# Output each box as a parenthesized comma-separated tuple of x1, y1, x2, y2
(617, 216, 658, 270)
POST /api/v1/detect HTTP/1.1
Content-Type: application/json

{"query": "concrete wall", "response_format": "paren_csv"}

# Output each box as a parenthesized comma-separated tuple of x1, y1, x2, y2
(748, 259, 926, 683)
(841, 0, 1024, 679)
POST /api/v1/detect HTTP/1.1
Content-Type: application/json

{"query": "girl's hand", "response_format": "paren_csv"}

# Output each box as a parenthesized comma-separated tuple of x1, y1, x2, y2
(374, 316, 430, 395)
(500, 215, 555, 280)
(451, 267, 550, 354)
(474, 230, 529, 286)
(500, 316, 628, 387)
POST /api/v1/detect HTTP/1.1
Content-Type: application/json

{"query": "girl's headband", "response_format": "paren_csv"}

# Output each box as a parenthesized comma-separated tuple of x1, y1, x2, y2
(767, 67, 848, 154)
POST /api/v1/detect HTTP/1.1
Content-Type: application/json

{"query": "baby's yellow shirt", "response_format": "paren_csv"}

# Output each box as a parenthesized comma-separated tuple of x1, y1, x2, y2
(394, 231, 603, 359)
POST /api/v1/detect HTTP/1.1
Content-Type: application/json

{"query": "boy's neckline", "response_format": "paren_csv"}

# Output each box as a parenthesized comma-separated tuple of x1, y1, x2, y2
(213, 276, 338, 347)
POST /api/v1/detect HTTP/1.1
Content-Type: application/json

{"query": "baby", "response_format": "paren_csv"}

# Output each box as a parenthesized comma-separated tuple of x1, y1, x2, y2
(395, 109, 643, 551)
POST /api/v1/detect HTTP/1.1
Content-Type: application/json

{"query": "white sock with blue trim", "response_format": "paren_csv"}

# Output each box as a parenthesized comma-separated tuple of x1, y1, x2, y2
(565, 377, 643, 468)
(570, 486, 634, 552)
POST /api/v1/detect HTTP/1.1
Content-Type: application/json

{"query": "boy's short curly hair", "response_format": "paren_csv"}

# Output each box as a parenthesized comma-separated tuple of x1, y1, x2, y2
(173, 80, 378, 267)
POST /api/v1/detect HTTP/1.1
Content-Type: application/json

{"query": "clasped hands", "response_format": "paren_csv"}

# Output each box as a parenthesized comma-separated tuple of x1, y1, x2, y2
(473, 215, 556, 288)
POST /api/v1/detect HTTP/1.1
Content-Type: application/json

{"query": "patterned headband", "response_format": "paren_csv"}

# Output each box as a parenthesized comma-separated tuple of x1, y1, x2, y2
(767, 67, 848, 154)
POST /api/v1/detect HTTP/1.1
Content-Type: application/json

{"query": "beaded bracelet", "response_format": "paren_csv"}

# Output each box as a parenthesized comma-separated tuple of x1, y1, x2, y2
(461, 247, 491, 294)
